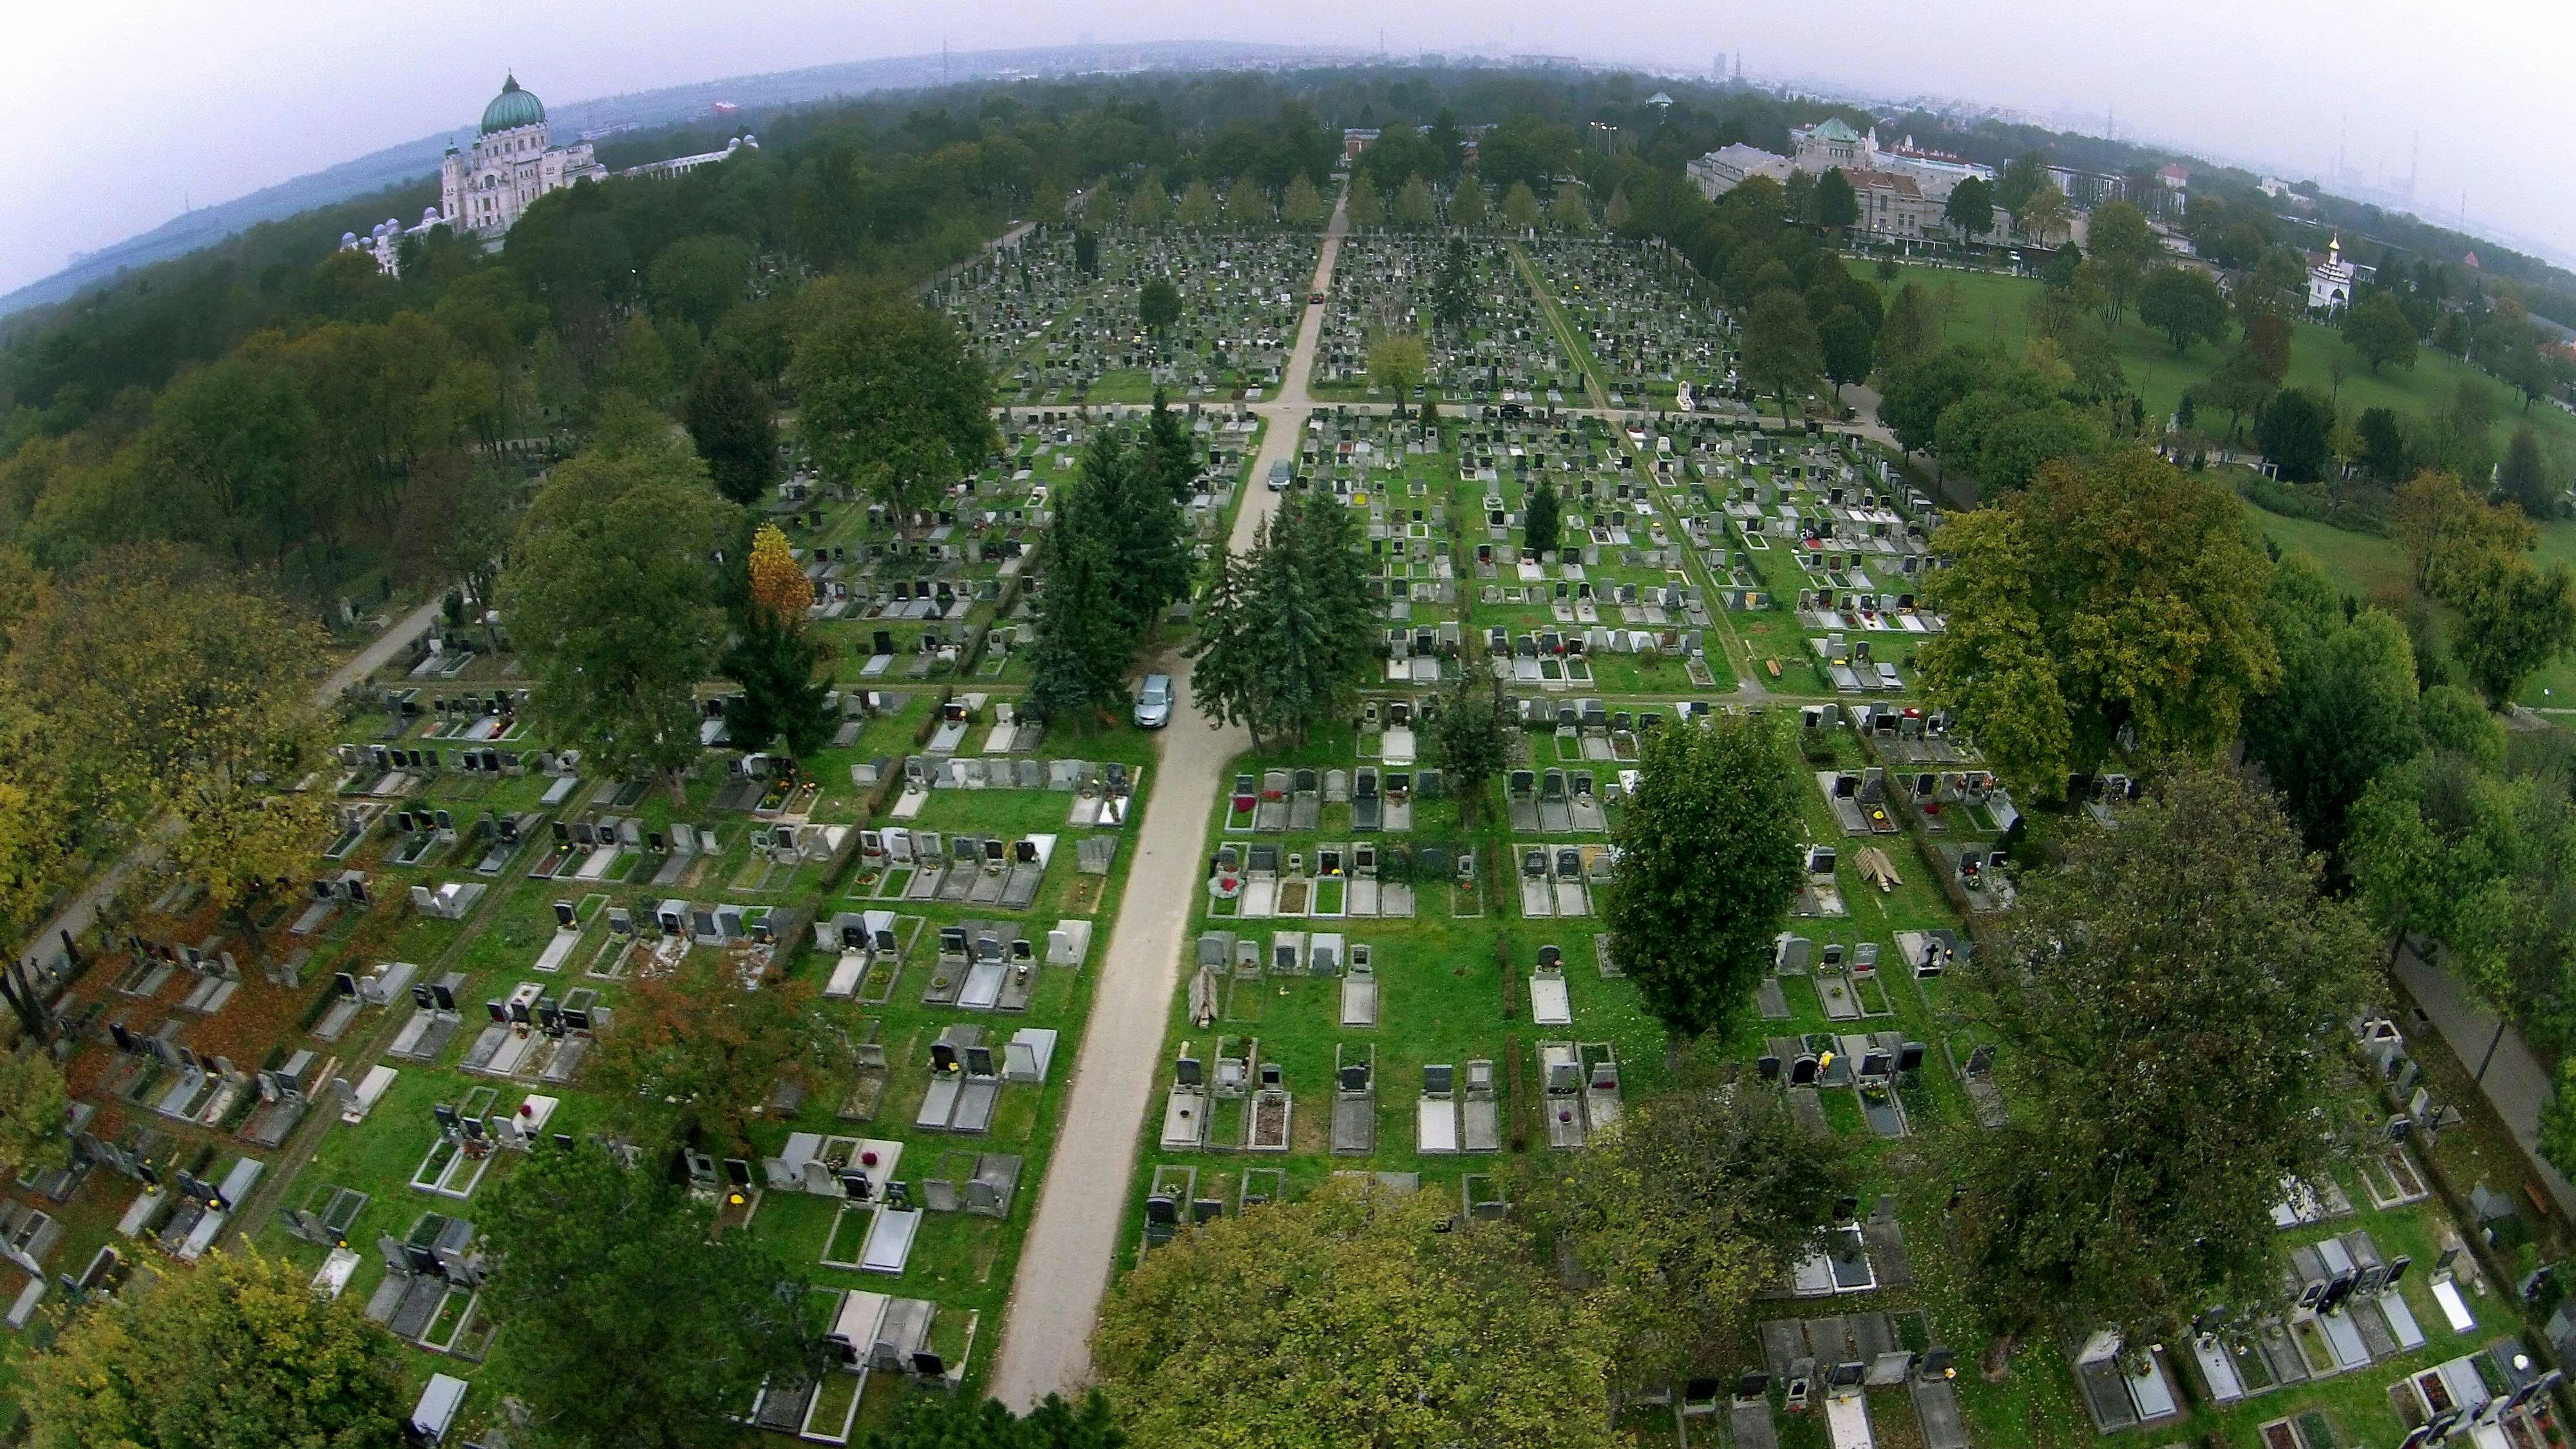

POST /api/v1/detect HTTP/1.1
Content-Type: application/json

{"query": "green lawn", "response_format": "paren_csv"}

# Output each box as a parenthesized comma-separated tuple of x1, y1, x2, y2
(1876, 263, 2576, 460)
(2243, 502, 2413, 603)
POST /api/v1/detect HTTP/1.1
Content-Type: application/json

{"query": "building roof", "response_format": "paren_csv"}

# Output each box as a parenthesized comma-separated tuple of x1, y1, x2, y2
(1844, 168, 1923, 198)
(480, 75, 545, 136)
(1808, 117, 1862, 143)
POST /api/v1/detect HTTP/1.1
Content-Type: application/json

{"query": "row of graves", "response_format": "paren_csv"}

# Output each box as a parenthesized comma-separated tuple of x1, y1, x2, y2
(1700, 430, 1949, 691)
(1137, 696, 1784, 1293)
(929, 222, 1097, 392)
(1311, 236, 1577, 404)
(2050, 1014, 2550, 1449)
(1525, 238, 1736, 411)
(1294, 411, 1472, 686)
(964, 225, 1317, 404)
(1439, 410, 1732, 694)
(26, 654, 1152, 1438)
(1817, 702, 2025, 919)
(790, 444, 1046, 686)
(997, 401, 1262, 544)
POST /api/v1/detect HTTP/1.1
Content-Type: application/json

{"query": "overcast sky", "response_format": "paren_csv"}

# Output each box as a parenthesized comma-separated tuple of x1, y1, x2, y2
(8, 0, 2571, 297)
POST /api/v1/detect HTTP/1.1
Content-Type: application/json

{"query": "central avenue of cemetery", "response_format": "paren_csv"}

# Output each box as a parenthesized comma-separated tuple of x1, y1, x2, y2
(1, 213, 2557, 1449)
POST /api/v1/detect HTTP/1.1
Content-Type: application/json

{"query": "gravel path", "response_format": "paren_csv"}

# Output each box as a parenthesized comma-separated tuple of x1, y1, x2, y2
(989, 202, 1347, 1408)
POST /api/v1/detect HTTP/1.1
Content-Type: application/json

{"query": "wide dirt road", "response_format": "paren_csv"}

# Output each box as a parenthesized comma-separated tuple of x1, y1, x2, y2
(989, 202, 1347, 1408)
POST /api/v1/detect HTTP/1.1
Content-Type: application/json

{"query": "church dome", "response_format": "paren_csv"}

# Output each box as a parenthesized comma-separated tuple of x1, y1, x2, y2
(480, 75, 545, 135)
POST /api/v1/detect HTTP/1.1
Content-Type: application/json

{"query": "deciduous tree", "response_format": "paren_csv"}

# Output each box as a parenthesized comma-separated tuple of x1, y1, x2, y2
(1448, 179, 1488, 229)
(648, 234, 756, 334)
(1953, 764, 2370, 1349)
(2137, 266, 2229, 355)
(23, 1247, 406, 1449)
(1280, 174, 1326, 229)
(502, 420, 734, 800)
(1522, 1070, 1861, 1388)
(2241, 553, 2420, 853)
(1367, 334, 1428, 418)
(1393, 175, 1438, 230)
(1601, 712, 1804, 1038)
(790, 287, 996, 540)
(589, 947, 829, 1155)
(2342, 290, 2419, 374)
(482, 1145, 817, 1449)
(1918, 451, 2276, 791)
(1345, 175, 1385, 230)
(1094, 1178, 1613, 1449)
(2014, 182, 2070, 243)
(12, 544, 330, 935)
(1176, 178, 1218, 229)
(2390, 469, 2533, 594)
(2083, 200, 2154, 325)
(0, 1052, 68, 1179)
(1548, 184, 1593, 232)
(2445, 547, 2576, 706)
(1741, 289, 1823, 426)
(1942, 175, 1995, 241)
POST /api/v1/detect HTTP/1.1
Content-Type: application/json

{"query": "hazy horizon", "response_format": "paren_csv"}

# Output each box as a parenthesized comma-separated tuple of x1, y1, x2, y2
(9, 0, 2571, 297)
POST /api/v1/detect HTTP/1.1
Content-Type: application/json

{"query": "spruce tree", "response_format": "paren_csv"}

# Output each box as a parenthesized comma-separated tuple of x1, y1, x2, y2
(1023, 497, 1130, 723)
(1142, 388, 1201, 501)
(1093, 425, 1191, 632)
(1524, 477, 1562, 558)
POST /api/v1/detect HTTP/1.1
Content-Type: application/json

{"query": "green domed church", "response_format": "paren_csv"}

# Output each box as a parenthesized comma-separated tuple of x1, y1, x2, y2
(437, 75, 608, 242)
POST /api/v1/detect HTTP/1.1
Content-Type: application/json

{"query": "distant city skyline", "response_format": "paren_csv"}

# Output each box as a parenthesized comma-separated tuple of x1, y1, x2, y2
(7, 0, 2572, 298)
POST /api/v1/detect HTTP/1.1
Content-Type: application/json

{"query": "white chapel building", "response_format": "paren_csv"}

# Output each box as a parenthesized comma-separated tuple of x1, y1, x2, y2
(343, 77, 759, 273)
(441, 75, 607, 240)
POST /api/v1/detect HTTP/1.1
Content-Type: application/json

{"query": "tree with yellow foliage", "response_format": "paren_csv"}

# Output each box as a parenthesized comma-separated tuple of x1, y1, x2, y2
(2390, 468, 2535, 595)
(744, 522, 812, 623)
(23, 1247, 406, 1449)
(10, 544, 329, 956)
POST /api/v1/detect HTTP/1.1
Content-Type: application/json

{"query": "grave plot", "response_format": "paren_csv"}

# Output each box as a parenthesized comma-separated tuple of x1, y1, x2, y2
(1640, 711, 2512, 1449)
(927, 223, 1095, 392)
(1311, 236, 1573, 406)
(1525, 237, 1732, 410)
(793, 457, 1043, 687)
(1452, 413, 1731, 695)
(1300, 412, 1469, 687)
(1688, 429, 1946, 693)
(977, 226, 1316, 404)
(1131, 717, 1675, 1271)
